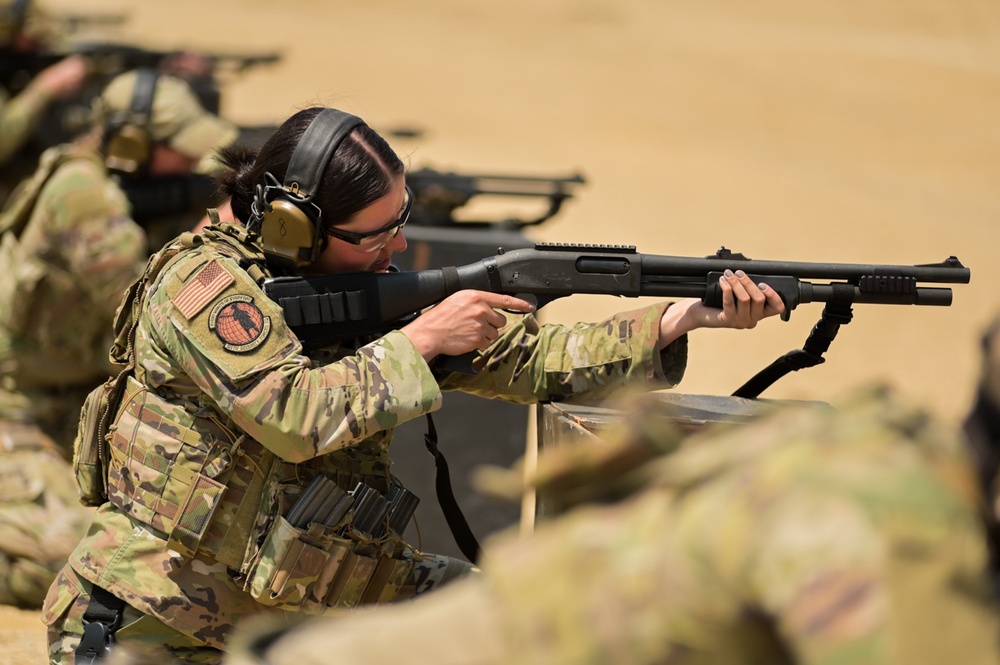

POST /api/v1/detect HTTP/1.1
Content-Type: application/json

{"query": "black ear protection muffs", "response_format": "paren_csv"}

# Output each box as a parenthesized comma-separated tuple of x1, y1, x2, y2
(250, 108, 365, 268)
(103, 68, 158, 175)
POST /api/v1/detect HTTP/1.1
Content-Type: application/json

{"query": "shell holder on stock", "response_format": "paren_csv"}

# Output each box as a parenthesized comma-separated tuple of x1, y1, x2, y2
(252, 108, 366, 268)
(103, 67, 158, 176)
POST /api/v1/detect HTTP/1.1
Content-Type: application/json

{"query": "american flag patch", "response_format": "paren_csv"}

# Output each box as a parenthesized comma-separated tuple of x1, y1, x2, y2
(173, 260, 235, 319)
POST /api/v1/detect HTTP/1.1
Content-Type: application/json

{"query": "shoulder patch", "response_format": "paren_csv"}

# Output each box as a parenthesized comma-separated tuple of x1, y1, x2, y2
(208, 294, 271, 353)
(173, 260, 235, 319)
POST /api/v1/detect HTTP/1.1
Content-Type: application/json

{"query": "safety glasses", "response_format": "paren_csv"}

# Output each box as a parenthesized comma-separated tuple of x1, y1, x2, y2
(325, 185, 412, 252)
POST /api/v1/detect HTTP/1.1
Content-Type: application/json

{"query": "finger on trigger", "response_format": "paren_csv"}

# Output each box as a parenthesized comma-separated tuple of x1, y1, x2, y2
(486, 291, 536, 313)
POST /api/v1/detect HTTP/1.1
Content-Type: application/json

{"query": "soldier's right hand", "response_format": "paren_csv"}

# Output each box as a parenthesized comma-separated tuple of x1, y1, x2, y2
(34, 54, 89, 100)
(401, 290, 535, 361)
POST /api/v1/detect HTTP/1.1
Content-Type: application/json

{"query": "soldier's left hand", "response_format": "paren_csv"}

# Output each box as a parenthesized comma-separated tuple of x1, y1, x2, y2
(706, 269, 786, 329)
(656, 270, 786, 349)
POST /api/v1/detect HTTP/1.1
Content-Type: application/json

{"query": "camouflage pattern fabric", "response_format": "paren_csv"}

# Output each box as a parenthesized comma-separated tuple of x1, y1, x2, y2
(0, 421, 93, 609)
(42, 222, 685, 660)
(218, 388, 1000, 665)
(0, 142, 144, 610)
(0, 142, 146, 451)
(45, 552, 478, 665)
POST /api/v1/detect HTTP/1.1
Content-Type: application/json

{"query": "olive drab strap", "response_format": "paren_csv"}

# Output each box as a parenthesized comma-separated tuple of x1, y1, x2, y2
(205, 207, 222, 227)
(199, 221, 270, 285)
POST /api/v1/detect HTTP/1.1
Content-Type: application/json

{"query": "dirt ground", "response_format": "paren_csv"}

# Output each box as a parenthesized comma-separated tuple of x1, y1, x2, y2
(5, 0, 1000, 662)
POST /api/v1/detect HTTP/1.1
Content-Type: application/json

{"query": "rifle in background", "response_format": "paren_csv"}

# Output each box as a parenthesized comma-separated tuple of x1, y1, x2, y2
(405, 166, 586, 229)
(0, 41, 281, 97)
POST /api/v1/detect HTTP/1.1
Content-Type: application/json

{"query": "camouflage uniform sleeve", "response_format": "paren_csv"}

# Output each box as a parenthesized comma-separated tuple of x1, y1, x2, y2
(0, 82, 52, 167)
(144, 250, 443, 463)
(739, 492, 893, 663)
(33, 156, 146, 318)
(438, 301, 687, 404)
(745, 483, 1000, 665)
(686, 418, 1000, 665)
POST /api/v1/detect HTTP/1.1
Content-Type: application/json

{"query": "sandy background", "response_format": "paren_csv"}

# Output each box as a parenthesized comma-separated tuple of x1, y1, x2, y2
(4, 0, 999, 661)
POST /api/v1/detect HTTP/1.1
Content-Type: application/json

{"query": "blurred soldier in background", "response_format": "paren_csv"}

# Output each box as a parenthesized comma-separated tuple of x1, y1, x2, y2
(0, 0, 89, 199)
(0, 68, 236, 609)
(0, 0, 265, 229)
(214, 364, 1000, 664)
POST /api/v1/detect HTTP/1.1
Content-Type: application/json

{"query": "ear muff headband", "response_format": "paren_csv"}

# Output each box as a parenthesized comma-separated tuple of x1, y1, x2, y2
(256, 108, 366, 268)
(104, 68, 158, 175)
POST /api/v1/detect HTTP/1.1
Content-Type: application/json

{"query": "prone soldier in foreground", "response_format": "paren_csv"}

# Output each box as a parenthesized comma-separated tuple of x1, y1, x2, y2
(0, 68, 236, 610)
(42, 105, 787, 664)
(217, 359, 1000, 665)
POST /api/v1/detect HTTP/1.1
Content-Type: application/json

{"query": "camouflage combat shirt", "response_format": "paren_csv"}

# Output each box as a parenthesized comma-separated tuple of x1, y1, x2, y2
(49, 223, 687, 649)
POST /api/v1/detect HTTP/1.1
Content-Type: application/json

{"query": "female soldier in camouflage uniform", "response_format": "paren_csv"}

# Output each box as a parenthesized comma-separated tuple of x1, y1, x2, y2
(41, 106, 785, 664)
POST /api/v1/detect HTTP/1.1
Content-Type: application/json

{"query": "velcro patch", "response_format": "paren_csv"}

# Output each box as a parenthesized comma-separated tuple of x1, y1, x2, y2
(173, 260, 234, 319)
(209, 295, 271, 353)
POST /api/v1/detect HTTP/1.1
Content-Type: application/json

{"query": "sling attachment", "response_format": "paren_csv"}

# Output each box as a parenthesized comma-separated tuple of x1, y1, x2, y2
(74, 586, 126, 664)
(422, 413, 481, 564)
(733, 283, 856, 400)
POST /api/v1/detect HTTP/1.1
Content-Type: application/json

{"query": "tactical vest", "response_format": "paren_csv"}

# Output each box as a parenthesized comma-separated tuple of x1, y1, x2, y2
(75, 219, 414, 613)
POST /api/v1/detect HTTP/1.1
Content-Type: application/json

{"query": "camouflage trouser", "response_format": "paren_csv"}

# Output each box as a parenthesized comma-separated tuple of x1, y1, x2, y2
(45, 569, 222, 665)
(0, 421, 94, 608)
(45, 553, 478, 664)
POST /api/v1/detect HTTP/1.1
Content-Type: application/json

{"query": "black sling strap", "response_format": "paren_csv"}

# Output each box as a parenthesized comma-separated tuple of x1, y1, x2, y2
(733, 282, 856, 400)
(74, 585, 126, 664)
(422, 413, 481, 563)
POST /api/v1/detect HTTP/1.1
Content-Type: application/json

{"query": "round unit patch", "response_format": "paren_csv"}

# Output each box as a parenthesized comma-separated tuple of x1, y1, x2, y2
(209, 294, 271, 353)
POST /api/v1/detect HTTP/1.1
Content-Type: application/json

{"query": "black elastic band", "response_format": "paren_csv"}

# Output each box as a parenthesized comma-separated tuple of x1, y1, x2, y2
(284, 109, 365, 196)
(422, 413, 481, 563)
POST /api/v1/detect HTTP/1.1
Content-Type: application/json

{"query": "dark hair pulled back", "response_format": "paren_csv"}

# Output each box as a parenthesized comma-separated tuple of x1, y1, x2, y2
(215, 107, 404, 232)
